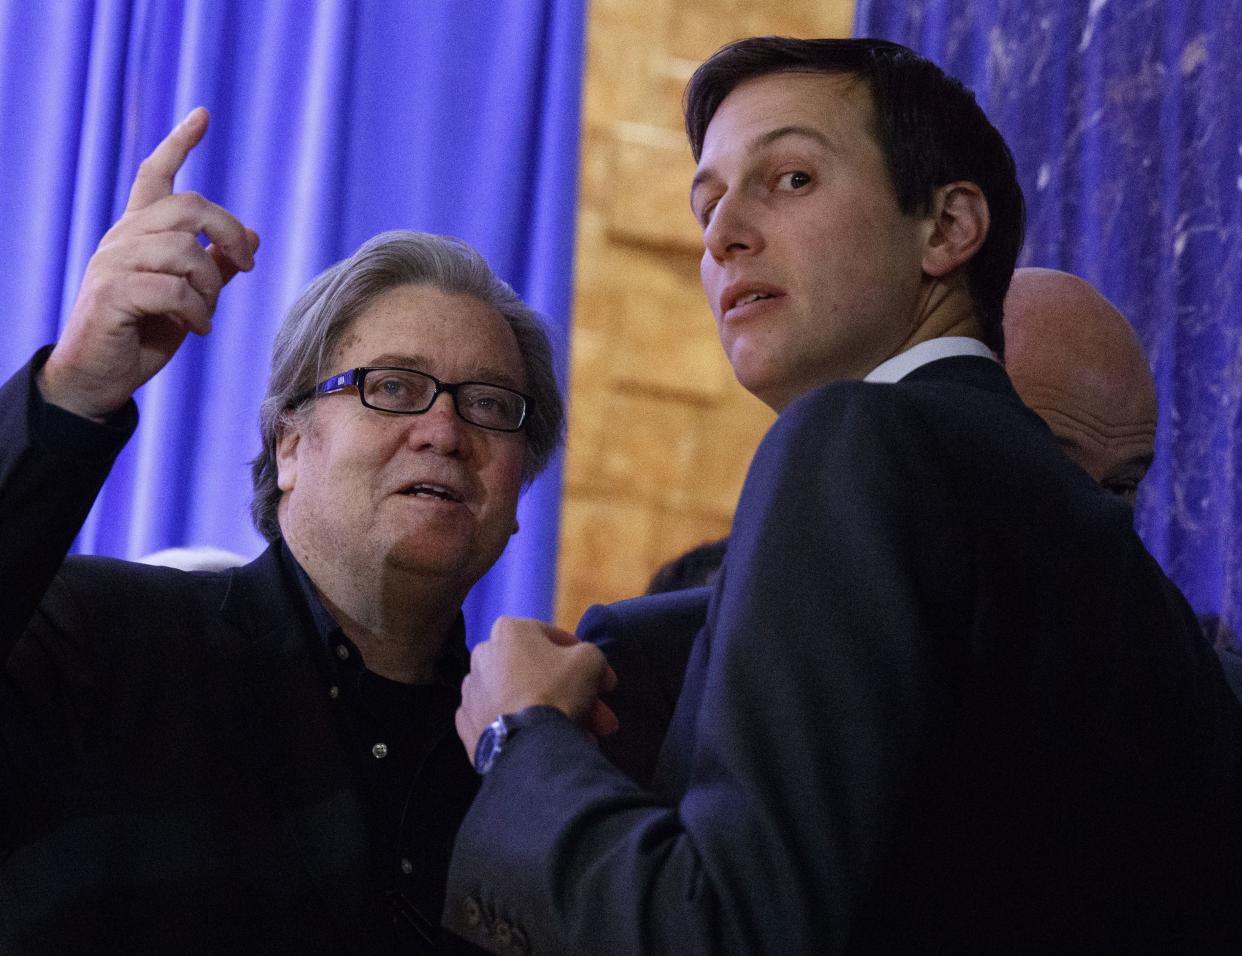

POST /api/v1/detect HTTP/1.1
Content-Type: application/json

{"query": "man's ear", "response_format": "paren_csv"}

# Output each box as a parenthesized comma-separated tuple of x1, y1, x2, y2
(275, 417, 303, 493)
(922, 181, 989, 278)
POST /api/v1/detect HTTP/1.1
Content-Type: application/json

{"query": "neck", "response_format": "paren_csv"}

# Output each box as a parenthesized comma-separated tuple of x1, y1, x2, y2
(289, 539, 465, 684)
(892, 274, 985, 355)
(321, 582, 461, 684)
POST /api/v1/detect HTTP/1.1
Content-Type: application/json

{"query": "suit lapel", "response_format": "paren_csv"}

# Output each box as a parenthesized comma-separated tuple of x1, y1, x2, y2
(217, 545, 384, 954)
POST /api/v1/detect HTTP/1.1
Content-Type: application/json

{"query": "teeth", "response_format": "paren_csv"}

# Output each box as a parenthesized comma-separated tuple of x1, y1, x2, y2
(736, 292, 771, 307)
(407, 484, 460, 502)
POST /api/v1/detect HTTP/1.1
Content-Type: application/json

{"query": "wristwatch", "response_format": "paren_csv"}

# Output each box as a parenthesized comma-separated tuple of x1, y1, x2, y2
(473, 705, 564, 775)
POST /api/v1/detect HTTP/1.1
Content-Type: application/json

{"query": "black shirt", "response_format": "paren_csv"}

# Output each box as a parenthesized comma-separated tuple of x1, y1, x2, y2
(281, 544, 481, 954)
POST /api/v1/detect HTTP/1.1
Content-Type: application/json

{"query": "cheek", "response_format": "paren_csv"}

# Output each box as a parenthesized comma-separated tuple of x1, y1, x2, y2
(700, 252, 723, 313)
(486, 444, 527, 505)
(303, 430, 388, 503)
(498, 449, 527, 497)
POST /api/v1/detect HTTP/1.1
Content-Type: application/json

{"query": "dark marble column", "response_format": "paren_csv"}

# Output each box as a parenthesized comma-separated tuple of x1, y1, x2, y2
(856, 0, 1242, 640)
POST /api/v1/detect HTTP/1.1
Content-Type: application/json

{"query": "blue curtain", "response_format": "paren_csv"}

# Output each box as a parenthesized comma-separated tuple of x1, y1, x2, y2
(855, 0, 1242, 639)
(0, 0, 585, 643)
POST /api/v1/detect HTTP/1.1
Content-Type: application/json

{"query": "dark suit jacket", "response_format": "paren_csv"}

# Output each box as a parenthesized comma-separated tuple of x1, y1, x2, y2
(0, 355, 477, 953)
(1217, 648, 1242, 705)
(445, 357, 1242, 955)
(583, 587, 708, 787)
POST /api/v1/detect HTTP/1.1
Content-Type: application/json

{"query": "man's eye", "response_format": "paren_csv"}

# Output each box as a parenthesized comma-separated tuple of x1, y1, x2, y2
(372, 376, 415, 399)
(776, 171, 812, 190)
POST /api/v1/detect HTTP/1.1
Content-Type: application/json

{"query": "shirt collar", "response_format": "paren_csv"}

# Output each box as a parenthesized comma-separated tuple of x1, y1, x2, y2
(863, 337, 997, 384)
(278, 540, 469, 688)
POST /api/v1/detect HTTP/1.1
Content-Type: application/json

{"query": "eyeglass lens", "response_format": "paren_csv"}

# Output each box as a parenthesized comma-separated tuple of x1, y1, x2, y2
(361, 369, 525, 430)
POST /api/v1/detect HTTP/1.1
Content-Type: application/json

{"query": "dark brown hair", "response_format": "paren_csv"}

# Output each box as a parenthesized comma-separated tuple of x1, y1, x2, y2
(686, 37, 1025, 353)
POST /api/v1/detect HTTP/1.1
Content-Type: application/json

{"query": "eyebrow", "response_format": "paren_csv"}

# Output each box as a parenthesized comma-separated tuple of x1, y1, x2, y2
(690, 124, 834, 202)
(366, 353, 524, 390)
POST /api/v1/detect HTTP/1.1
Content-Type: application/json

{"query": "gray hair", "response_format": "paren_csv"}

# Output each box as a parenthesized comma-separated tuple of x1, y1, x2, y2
(250, 230, 564, 542)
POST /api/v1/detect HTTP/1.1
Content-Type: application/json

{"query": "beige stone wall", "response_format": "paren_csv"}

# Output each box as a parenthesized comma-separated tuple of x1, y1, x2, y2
(555, 2, 856, 627)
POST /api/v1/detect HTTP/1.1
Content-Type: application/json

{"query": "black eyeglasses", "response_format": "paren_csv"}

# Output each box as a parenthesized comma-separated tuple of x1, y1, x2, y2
(300, 366, 532, 432)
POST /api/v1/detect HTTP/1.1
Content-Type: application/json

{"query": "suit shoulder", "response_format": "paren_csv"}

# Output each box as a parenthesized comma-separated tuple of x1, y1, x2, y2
(785, 368, 1021, 425)
(776, 378, 943, 436)
(47, 555, 238, 634)
(758, 380, 965, 484)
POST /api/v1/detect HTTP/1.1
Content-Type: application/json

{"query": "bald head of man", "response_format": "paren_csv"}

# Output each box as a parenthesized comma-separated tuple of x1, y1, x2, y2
(1003, 268, 1158, 507)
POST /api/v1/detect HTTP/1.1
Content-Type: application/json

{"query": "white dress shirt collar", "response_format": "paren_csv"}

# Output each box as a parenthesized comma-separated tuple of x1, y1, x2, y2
(863, 337, 998, 384)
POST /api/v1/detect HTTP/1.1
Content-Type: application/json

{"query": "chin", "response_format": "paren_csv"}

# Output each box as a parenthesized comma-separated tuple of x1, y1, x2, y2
(388, 533, 508, 587)
(731, 361, 792, 410)
(380, 529, 467, 570)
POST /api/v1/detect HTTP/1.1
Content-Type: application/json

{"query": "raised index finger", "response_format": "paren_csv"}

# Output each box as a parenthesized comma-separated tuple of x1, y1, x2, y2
(125, 106, 209, 213)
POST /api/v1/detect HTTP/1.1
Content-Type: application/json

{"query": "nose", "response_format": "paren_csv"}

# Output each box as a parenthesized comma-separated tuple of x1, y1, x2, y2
(406, 391, 468, 457)
(702, 191, 764, 264)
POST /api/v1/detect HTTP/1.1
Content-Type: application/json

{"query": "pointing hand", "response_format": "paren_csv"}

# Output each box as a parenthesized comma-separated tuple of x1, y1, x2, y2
(39, 107, 259, 421)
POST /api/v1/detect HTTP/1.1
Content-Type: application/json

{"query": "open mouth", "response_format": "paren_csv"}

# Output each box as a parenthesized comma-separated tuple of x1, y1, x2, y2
(401, 483, 464, 503)
(722, 283, 785, 317)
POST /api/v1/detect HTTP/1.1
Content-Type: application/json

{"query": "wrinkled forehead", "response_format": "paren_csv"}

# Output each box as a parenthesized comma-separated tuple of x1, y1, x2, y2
(1006, 329, 1156, 436)
(1008, 359, 1158, 473)
(328, 286, 526, 388)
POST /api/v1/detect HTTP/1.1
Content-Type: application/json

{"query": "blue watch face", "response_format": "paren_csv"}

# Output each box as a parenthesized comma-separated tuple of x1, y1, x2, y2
(474, 718, 507, 775)
(472, 707, 560, 775)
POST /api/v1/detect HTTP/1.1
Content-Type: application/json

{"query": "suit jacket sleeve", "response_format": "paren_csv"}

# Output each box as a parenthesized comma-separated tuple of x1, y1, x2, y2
(444, 385, 973, 955)
(0, 350, 135, 845)
(0, 349, 135, 647)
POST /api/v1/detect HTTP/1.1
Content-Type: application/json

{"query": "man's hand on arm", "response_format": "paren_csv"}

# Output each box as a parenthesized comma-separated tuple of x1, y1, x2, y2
(456, 617, 619, 764)
(37, 106, 259, 422)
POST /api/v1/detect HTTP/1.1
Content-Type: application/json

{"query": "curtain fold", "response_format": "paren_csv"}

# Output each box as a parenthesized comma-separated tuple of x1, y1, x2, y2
(855, 0, 1242, 637)
(0, 0, 586, 642)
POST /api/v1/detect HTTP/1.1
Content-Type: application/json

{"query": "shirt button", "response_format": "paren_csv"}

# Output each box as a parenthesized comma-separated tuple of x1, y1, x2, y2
(328, 685, 340, 699)
(372, 742, 389, 759)
(400, 857, 413, 875)
(335, 644, 349, 660)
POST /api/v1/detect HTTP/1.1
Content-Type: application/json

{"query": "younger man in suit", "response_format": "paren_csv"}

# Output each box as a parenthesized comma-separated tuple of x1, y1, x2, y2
(0, 109, 562, 953)
(446, 38, 1242, 954)
(586, 266, 1227, 788)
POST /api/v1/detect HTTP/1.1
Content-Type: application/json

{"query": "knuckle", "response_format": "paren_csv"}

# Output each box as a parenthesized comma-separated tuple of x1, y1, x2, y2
(178, 191, 208, 214)
(172, 231, 201, 253)
(571, 641, 603, 666)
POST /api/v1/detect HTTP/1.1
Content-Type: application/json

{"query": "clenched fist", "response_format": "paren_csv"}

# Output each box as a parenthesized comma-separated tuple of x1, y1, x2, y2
(457, 617, 619, 763)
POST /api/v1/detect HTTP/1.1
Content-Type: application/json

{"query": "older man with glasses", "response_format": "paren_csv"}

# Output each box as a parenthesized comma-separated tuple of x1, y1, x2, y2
(0, 108, 562, 955)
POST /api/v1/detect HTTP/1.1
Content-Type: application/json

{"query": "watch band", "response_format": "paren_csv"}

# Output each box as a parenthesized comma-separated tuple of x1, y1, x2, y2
(473, 705, 564, 775)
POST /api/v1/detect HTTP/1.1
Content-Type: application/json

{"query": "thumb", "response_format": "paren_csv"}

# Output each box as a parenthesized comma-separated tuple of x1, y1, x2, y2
(210, 227, 260, 285)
